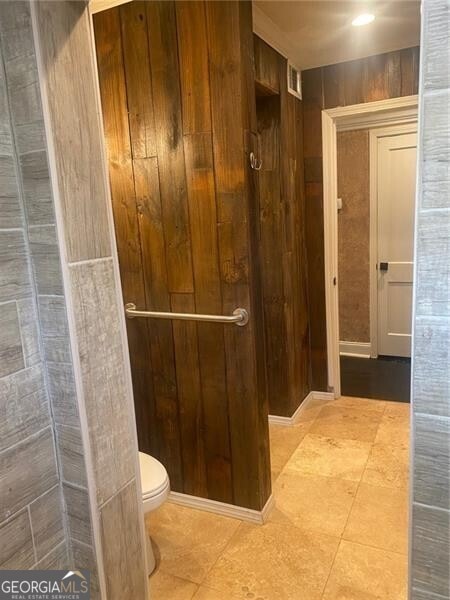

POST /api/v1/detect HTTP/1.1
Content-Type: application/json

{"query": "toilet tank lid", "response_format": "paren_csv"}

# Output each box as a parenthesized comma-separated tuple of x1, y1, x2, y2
(139, 451, 169, 496)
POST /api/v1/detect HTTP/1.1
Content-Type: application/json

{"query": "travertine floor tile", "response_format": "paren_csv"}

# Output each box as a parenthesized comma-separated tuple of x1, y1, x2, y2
(148, 503, 240, 584)
(322, 540, 407, 600)
(309, 404, 383, 443)
(269, 421, 311, 480)
(375, 403, 410, 447)
(287, 434, 372, 481)
(332, 396, 386, 414)
(202, 521, 340, 600)
(150, 570, 198, 600)
(343, 483, 409, 554)
(363, 442, 409, 489)
(193, 585, 241, 599)
(271, 471, 358, 537)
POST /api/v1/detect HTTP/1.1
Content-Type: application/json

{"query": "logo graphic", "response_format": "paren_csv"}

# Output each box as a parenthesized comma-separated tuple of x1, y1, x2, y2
(0, 570, 90, 600)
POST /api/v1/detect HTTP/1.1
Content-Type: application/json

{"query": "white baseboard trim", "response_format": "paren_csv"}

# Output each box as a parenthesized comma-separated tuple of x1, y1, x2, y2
(168, 491, 275, 525)
(268, 390, 335, 427)
(339, 341, 372, 358)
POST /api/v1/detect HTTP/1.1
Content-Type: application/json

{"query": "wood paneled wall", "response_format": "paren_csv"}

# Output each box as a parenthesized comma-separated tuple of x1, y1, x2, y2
(254, 36, 311, 417)
(302, 47, 420, 390)
(94, 1, 270, 511)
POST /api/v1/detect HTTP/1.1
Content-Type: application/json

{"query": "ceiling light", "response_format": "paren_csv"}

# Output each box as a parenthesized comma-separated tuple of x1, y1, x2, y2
(352, 13, 375, 26)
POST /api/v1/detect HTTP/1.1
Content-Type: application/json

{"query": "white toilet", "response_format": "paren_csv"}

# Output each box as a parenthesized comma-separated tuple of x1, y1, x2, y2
(138, 451, 170, 575)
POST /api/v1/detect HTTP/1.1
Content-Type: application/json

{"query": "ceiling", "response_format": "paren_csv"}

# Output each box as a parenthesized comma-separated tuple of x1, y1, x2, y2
(253, 1, 421, 71)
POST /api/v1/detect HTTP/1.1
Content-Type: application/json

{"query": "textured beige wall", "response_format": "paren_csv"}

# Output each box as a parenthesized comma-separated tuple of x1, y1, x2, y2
(337, 129, 370, 343)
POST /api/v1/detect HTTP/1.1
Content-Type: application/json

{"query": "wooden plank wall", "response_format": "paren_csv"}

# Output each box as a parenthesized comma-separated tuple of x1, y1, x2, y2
(254, 36, 311, 418)
(93, 0, 270, 511)
(302, 47, 420, 391)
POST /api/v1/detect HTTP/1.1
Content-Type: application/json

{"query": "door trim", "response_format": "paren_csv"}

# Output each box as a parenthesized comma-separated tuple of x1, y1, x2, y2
(369, 124, 418, 358)
(322, 95, 418, 397)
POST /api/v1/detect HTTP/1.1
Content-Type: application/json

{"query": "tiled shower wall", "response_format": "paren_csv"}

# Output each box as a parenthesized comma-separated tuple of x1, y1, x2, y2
(0, 0, 96, 580)
(0, 5, 67, 569)
(411, 0, 450, 598)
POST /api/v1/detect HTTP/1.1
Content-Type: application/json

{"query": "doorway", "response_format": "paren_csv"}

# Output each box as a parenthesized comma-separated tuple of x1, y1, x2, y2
(322, 96, 419, 400)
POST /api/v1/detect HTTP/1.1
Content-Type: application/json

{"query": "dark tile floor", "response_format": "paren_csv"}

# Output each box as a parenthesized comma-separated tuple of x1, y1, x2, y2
(340, 355, 411, 403)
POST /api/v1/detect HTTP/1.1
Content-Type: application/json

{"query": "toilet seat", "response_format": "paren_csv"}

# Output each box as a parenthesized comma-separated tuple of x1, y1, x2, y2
(139, 452, 170, 503)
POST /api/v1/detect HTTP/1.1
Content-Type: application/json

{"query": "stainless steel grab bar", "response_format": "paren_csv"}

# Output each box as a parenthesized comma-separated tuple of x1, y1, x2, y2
(125, 303, 249, 326)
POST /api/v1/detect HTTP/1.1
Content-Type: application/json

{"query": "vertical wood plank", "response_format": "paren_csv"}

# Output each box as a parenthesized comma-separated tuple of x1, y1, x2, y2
(134, 157, 183, 490)
(93, 9, 157, 456)
(146, 0, 194, 294)
(120, 1, 156, 159)
(183, 133, 233, 502)
(175, 1, 211, 134)
(207, 0, 269, 510)
(171, 292, 207, 497)
(401, 47, 420, 96)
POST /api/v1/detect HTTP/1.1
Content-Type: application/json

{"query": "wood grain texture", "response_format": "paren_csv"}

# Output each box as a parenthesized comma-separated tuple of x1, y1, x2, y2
(0, 302, 24, 378)
(100, 480, 147, 600)
(413, 414, 450, 510)
(146, 0, 194, 293)
(254, 35, 280, 94)
(0, 427, 59, 522)
(95, 0, 270, 510)
(0, 509, 34, 569)
(302, 46, 420, 390)
(412, 502, 450, 598)
(29, 485, 65, 561)
(34, 1, 111, 262)
(69, 259, 136, 506)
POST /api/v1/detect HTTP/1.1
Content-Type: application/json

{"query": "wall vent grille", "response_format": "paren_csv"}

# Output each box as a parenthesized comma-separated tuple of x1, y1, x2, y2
(288, 62, 302, 100)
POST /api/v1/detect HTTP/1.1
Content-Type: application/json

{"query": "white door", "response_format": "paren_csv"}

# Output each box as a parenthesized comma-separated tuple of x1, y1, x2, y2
(376, 130, 417, 357)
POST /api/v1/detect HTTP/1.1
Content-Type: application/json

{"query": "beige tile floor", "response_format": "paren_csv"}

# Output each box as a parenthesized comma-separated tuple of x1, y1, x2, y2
(148, 396, 410, 599)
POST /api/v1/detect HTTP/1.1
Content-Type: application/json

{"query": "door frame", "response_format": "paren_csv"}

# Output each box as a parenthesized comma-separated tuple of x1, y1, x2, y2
(369, 123, 418, 359)
(322, 95, 418, 397)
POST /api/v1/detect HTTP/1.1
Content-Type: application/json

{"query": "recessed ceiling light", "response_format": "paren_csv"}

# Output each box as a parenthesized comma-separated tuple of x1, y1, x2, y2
(352, 13, 375, 26)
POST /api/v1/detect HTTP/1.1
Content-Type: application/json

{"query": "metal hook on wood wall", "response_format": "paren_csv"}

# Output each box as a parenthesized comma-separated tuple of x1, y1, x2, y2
(249, 151, 262, 171)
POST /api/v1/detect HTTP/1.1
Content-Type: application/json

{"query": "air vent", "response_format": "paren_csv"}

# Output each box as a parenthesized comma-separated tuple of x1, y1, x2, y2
(287, 62, 302, 100)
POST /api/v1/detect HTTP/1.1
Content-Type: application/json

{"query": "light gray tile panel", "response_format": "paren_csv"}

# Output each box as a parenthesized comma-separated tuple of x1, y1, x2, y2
(0, 427, 58, 521)
(0, 156, 21, 229)
(0, 2, 34, 62)
(47, 361, 79, 428)
(71, 540, 100, 600)
(20, 150, 54, 226)
(4, 51, 38, 92)
(413, 414, 450, 510)
(100, 480, 146, 600)
(56, 424, 87, 488)
(29, 485, 65, 561)
(420, 90, 450, 212)
(9, 81, 43, 128)
(35, 541, 68, 570)
(17, 298, 41, 368)
(0, 230, 32, 302)
(34, 1, 111, 262)
(415, 211, 450, 318)
(15, 120, 46, 155)
(412, 503, 450, 598)
(413, 317, 450, 417)
(38, 295, 72, 364)
(28, 225, 63, 296)
(0, 155, 18, 196)
(0, 68, 13, 154)
(0, 364, 50, 452)
(70, 259, 135, 504)
(412, 589, 450, 600)
(0, 301, 24, 377)
(63, 483, 93, 546)
(422, 1, 450, 92)
(0, 509, 34, 569)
